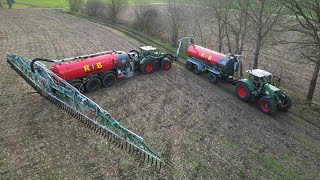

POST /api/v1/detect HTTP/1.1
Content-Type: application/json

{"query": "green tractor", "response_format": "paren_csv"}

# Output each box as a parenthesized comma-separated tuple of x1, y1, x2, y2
(129, 46, 174, 74)
(236, 69, 292, 115)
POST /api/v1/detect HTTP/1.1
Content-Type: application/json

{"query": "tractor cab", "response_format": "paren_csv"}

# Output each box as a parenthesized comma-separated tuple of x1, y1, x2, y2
(139, 46, 160, 57)
(247, 69, 272, 89)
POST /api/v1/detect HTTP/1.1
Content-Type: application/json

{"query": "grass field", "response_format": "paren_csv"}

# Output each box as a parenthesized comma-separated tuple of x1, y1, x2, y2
(15, 0, 68, 8)
(13, 0, 166, 9)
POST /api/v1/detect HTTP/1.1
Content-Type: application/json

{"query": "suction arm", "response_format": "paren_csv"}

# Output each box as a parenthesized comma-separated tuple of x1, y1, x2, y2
(174, 35, 194, 61)
(30, 58, 56, 73)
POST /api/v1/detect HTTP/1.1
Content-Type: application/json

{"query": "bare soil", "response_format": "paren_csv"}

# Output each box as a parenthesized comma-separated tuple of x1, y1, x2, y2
(0, 9, 319, 179)
(118, 4, 320, 102)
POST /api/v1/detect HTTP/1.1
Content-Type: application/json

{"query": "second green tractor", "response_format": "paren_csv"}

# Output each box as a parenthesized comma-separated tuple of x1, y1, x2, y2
(236, 69, 292, 115)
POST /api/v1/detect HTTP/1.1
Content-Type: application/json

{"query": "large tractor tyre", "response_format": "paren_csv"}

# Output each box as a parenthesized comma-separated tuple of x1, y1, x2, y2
(85, 77, 101, 93)
(164, 54, 174, 61)
(208, 73, 219, 84)
(161, 59, 172, 70)
(140, 60, 155, 74)
(70, 80, 84, 93)
(102, 73, 116, 87)
(129, 50, 139, 59)
(281, 96, 292, 111)
(258, 96, 277, 115)
(236, 82, 250, 101)
(185, 61, 193, 71)
(192, 64, 201, 74)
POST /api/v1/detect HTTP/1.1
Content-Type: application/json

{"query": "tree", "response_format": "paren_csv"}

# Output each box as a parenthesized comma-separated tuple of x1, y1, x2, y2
(105, 0, 127, 22)
(68, 0, 84, 12)
(203, 0, 230, 52)
(182, 0, 211, 47)
(167, 0, 184, 46)
(246, 0, 286, 69)
(85, 0, 106, 17)
(225, 0, 250, 55)
(7, 0, 12, 8)
(285, 0, 320, 102)
(133, 0, 162, 36)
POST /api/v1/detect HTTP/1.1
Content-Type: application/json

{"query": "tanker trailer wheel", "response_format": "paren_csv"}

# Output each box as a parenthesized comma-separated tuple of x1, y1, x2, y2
(258, 96, 277, 115)
(102, 73, 116, 87)
(236, 82, 250, 101)
(192, 64, 201, 74)
(208, 73, 218, 84)
(141, 60, 155, 74)
(185, 61, 193, 71)
(161, 59, 172, 70)
(70, 80, 84, 93)
(85, 77, 101, 92)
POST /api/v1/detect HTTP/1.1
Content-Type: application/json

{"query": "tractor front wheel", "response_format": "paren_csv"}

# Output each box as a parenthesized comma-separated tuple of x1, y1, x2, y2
(85, 77, 101, 92)
(102, 73, 116, 87)
(161, 59, 172, 70)
(236, 82, 250, 101)
(185, 61, 193, 70)
(141, 60, 155, 74)
(258, 96, 277, 115)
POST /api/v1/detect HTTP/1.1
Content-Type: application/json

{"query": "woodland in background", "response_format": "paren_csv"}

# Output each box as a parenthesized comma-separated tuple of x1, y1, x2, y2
(2, 0, 319, 103)
(77, 0, 319, 103)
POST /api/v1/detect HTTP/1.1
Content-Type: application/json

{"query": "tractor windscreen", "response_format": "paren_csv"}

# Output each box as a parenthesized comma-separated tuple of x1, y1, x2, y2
(264, 75, 272, 84)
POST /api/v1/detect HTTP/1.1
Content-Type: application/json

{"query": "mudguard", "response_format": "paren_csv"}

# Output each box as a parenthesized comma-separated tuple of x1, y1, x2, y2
(238, 79, 255, 92)
(139, 57, 154, 65)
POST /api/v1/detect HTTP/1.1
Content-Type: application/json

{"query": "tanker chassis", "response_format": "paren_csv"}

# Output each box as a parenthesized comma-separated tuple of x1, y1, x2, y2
(175, 37, 240, 84)
(33, 47, 174, 93)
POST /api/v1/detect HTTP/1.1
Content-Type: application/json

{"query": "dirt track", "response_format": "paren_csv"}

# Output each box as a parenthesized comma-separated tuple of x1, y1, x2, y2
(0, 9, 319, 179)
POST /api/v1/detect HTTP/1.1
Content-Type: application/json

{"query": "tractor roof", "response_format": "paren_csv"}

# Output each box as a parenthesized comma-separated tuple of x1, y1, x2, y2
(140, 46, 157, 51)
(247, 69, 272, 77)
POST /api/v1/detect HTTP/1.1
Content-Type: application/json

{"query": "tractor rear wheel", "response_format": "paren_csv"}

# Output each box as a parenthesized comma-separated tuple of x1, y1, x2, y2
(185, 61, 193, 70)
(70, 80, 84, 93)
(192, 64, 201, 74)
(140, 60, 155, 74)
(85, 77, 101, 92)
(258, 96, 277, 115)
(161, 59, 172, 70)
(236, 82, 250, 101)
(208, 73, 218, 84)
(102, 73, 116, 87)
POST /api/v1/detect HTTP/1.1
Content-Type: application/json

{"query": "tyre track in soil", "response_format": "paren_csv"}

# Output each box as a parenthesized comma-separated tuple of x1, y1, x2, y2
(61, 7, 320, 154)
(61, 10, 318, 127)
(0, 9, 319, 179)
(0, 9, 138, 179)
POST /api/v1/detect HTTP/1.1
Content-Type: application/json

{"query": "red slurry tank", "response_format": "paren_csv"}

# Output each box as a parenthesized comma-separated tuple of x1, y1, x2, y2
(49, 51, 133, 93)
(187, 44, 226, 65)
(175, 36, 240, 83)
(50, 52, 130, 81)
(186, 44, 238, 77)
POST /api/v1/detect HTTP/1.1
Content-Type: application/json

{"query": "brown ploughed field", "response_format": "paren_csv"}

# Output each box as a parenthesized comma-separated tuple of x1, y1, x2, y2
(0, 9, 319, 179)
